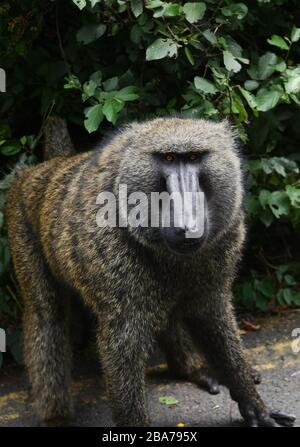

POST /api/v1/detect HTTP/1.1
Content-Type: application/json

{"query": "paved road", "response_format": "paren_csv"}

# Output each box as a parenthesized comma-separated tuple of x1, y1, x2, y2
(1, 311, 300, 427)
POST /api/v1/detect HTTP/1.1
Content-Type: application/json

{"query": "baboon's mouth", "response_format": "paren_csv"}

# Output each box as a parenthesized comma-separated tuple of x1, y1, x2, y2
(164, 237, 204, 255)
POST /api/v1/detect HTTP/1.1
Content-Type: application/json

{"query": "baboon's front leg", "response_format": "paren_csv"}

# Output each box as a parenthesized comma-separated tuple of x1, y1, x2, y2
(96, 313, 153, 426)
(186, 297, 295, 427)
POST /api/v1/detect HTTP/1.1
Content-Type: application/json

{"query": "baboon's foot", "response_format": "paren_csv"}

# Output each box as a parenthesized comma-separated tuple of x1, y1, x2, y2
(251, 368, 262, 385)
(188, 368, 220, 395)
(172, 366, 260, 395)
(167, 365, 221, 395)
(34, 397, 72, 427)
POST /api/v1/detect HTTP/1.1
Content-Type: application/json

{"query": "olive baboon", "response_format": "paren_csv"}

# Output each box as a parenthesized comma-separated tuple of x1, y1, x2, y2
(5, 117, 295, 427)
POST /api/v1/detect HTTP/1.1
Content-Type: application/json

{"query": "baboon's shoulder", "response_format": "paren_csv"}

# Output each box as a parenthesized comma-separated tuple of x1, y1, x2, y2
(5, 154, 88, 230)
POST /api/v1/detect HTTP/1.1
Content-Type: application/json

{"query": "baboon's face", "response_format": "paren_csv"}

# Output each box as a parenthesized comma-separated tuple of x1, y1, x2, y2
(118, 118, 243, 255)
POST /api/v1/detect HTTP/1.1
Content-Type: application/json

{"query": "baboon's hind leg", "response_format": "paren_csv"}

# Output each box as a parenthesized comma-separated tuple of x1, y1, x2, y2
(158, 318, 220, 395)
(23, 289, 72, 424)
(12, 224, 72, 424)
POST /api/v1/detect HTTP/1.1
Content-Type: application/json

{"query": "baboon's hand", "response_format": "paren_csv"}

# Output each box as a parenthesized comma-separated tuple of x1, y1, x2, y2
(239, 403, 296, 427)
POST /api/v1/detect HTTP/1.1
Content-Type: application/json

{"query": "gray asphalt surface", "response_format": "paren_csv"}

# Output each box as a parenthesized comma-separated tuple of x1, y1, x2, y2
(1, 311, 300, 427)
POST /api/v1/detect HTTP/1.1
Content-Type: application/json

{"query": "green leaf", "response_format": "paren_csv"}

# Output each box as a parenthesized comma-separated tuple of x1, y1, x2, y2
(202, 29, 217, 46)
(241, 281, 255, 304)
(259, 189, 271, 209)
(20, 136, 27, 145)
(245, 195, 260, 217)
(255, 293, 269, 312)
(291, 25, 300, 42)
(248, 52, 278, 81)
(184, 47, 195, 65)
(72, 0, 86, 10)
(103, 77, 119, 91)
(231, 92, 247, 121)
(223, 51, 241, 73)
(274, 59, 286, 73)
(102, 98, 124, 124)
(286, 185, 300, 208)
(131, 0, 143, 18)
(84, 104, 104, 133)
(76, 23, 106, 44)
(146, 38, 178, 61)
(159, 395, 179, 405)
(146, 0, 164, 9)
(283, 289, 294, 305)
(290, 93, 300, 106)
(278, 288, 300, 306)
(238, 86, 257, 110)
(115, 86, 139, 101)
(267, 35, 289, 51)
(244, 79, 259, 92)
(274, 158, 298, 176)
(221, 3, 248, 20)
(64, 74, 81, 90)
(90, 0, 101, 7)
(256, 278, 274, 298)
(82, 80, 97, 100)
(256, 88, 282, 112)
(194, 76, 218, 94)
(284, 274, 297, 286)
(1, 141, 21, 156)
(268, 191, 290, 218)
(284, 68, 300, 94)
(247, 160, 261, 175)
(160, 4, 182, 17)
(130, 24, 142, 44)
(183, 2, 206, 24)
(0, 124, 11, 140)
(90, 70, 102, 85)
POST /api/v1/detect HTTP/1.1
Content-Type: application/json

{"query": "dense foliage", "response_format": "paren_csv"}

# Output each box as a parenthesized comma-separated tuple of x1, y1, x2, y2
(1, 0, 300, 366)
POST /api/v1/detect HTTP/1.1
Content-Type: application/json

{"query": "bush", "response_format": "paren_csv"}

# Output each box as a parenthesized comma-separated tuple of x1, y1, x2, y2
(1, 0, 300, 365)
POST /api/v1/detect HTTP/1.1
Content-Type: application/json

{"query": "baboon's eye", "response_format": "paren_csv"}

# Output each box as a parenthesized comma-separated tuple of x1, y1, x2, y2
(164, 153, 175, 162)
(189, 153, 198, 161)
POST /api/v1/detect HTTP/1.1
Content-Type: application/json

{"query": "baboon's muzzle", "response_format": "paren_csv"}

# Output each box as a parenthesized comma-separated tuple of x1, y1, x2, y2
(160, 161, 207, 255)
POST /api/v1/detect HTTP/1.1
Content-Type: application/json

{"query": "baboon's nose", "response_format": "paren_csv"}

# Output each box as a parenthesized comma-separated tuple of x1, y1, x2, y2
(173, 226, 196, 243)
(171, 226, 186, 243)
(175, 226, 187, 236)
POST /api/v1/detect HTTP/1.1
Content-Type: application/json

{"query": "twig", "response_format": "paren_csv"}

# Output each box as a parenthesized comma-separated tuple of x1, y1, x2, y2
(55, 2, 71, 75)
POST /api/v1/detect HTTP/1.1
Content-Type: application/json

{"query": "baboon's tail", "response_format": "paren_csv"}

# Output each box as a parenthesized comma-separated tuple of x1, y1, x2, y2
(43, 116, 75, 160)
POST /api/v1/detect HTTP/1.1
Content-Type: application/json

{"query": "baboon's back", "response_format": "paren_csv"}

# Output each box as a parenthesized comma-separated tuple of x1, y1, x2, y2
(5, 150, 102, 294)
